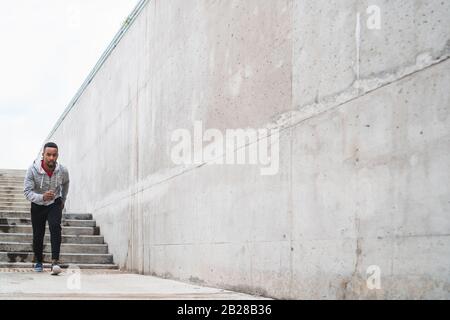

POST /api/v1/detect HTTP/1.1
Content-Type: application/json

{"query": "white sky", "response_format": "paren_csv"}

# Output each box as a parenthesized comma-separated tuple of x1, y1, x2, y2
(0, 0, 139, 169)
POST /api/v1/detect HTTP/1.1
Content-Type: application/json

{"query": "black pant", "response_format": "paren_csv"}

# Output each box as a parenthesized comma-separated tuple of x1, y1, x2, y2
(31, 197, 62, 263)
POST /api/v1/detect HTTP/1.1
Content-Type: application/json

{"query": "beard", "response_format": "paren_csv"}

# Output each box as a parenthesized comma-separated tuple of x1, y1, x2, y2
(46, 161, 56, 169)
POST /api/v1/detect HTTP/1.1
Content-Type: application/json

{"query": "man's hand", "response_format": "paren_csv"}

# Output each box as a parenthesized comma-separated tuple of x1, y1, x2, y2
(61, 200, 65, 210)
(43, 191, 55, 202)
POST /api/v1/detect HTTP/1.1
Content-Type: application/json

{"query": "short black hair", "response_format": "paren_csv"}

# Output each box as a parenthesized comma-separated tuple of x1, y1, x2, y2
(43, 142, 58, 152)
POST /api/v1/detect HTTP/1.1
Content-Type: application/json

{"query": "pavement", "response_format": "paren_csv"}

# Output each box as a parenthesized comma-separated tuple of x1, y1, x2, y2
(0, 268, 270, 300)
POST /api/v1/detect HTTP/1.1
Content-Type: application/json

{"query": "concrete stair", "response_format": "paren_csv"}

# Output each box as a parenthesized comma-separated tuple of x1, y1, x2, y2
(0, 169, 118, 269)
(0, 211, 93, 220)
(0, 252, 113, 264)
(0, 233, 105, 244)
(0, 225, 100, 235)
(0, 217, 97, 227)
(0, 242, 109, 254)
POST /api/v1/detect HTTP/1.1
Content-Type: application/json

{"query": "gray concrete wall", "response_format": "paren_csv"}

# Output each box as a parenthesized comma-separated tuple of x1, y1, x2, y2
(47, 0, 450, 299)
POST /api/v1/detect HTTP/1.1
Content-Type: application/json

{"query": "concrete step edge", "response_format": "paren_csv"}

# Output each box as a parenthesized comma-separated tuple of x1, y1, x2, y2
(0, 232, 103, 238)
(0, 210, 92, 214)
(0, 252, 114, 266)
(0, 224, 97, 230)
(0, 203, 29, 206)
(0, 262, 119, 269)
(0, 234, 105, 244)
(0, 192, 25, 194)
(0, 182, 25, 185)
(0, 203, 29, 205)
(0, 243, 109, 254)
(0, 218, 96, 223)
(0, 211, 93, 216)
(0, 214, 94, 221)
(0, 225, 100, 236)
(0, 181, 25, 183)
(0, 242, 107, 247)
(0, 251, 113, 257)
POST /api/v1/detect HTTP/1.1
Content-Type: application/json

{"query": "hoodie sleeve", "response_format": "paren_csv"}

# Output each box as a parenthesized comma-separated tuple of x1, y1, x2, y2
(61, 168, 69, 202)
(23, 167, 44, 203)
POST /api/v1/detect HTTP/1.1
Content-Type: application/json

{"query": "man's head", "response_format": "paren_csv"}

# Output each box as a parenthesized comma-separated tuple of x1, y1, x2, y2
(42, 142, 58, 169)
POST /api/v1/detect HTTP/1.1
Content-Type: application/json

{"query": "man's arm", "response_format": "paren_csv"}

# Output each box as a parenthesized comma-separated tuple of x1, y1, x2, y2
(61, 169, 69, 203)
(23, 167, 43, 203)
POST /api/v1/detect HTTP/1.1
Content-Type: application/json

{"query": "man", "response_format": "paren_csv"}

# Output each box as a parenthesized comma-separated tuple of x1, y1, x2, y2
(23, 142, 69, 275)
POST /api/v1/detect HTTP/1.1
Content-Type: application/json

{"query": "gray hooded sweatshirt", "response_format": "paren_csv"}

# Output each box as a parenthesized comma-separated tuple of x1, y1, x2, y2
(23, 159, 70, 206)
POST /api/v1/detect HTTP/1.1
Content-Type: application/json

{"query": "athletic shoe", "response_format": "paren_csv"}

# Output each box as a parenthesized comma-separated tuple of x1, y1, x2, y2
(51, 260, 62, 276)
(34, 262, 43, 272)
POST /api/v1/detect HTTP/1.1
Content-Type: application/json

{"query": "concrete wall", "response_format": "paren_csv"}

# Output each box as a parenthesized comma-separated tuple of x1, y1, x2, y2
(47, 0, 450, 299)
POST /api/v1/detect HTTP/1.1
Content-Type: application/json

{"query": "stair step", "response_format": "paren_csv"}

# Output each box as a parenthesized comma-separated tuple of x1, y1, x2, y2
(0, 233, 104, 244)
(0, 182, 24, 187)
(0, 218, 96, 227)
(0, 176, 24, 180)
(0, 187, 24, 191)
(0, 191, 24, 195)
(0, 176, 26, 180)
(0, 225, 100, 236)
(0, 262, 118, 269)
(0, 251, 114, 264)
(63, 219, 97, 228)
(0, 181, 25, 184)
(0, 190, 24, 194)
(0, 242, 109, 254)
(0, 204, 31, 211)
(0, 201, 29, 205)
(0, 201, 28, 204)
(0, 200, 28, 205)
(0, 192, 25, 197)
(0, 206, 31, 212)
(0, 200, 29, 205)
(0, 218, 31, 225)
(0, 193, 25, 198)
(0, 211, 93, 220)
(0, 169, 27, 176)
(0, 185, 24, 189)
(64, 213, 94, 220)
(0, 206, 30, 211)
(0, 194, 26, 198)
(0, 194, 26, 199)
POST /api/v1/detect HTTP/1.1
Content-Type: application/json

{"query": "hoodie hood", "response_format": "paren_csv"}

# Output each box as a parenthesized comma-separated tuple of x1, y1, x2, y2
(33, 158, 62, 190)
(33, 158, 61, 174)
(24, 159, 70, 206)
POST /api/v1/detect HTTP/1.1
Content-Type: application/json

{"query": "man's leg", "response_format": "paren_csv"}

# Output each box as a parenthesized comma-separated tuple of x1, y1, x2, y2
(31, 202, 48, 264)
(47, 198, 62, 262)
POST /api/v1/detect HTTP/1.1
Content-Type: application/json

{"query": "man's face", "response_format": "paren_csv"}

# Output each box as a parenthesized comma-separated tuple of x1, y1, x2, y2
(43, 147, 58, 169)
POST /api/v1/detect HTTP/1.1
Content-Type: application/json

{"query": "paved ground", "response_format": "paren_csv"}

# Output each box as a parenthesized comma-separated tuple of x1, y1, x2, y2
(0, 268, 270, 300)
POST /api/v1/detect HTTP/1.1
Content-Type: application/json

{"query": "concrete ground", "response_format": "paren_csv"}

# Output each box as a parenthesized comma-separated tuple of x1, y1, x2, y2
(0, 268, 270, 300)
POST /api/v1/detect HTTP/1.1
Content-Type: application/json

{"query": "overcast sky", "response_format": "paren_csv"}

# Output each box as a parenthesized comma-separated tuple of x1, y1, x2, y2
(0, 0, 138, 169)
